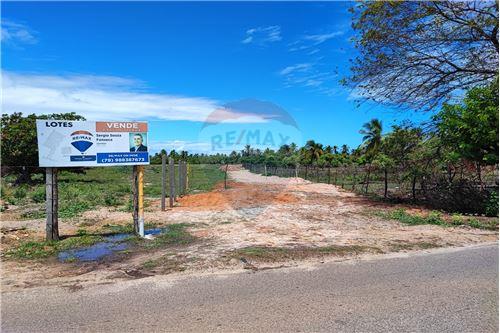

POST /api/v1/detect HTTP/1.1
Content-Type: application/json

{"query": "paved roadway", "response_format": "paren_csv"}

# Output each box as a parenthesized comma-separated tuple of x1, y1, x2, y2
(2, 244, 498, 332)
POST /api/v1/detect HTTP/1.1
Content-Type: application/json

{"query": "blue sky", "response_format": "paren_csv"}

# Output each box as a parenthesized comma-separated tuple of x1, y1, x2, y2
(2, 1, 431, 154)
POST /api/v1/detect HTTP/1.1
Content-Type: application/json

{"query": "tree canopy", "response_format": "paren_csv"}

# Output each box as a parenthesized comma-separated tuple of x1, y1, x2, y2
(433, 80, 499, 166)
(347, 1, 498, 110)
(1, 112, 85, 168)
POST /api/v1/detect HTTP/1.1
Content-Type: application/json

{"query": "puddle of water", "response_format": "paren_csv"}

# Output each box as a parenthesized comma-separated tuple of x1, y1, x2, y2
(58, 228, 167, 262)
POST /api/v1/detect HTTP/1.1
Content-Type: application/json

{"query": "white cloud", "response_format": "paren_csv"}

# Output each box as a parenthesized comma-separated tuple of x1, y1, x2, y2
(1, 20, 37, 45)
(303, 31, 344, 45)
(241, 25, 282, 45)
(1, 71, 268, 123)
(288, 29, 345, 53)
(279, 63, 312, 76)
(148, 140, 213, 154)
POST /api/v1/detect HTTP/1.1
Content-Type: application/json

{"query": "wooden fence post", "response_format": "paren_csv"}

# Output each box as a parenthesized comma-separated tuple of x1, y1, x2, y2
(186, 163, 190, 192)
(327, 167, 331, 184)
(352, 167, 357, 191)
(178, 161, 183, 197)
(45, 167, 59, 241)
(169, 157, 175, 207)
(161, 154, 166, 211)
(182, 161, 187, 193)
(341, 168, 345, 189)
(224, 163, 229, 189)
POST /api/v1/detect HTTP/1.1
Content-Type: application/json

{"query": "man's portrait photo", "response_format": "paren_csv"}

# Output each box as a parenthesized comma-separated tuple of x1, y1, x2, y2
(130, 133, 148, 152)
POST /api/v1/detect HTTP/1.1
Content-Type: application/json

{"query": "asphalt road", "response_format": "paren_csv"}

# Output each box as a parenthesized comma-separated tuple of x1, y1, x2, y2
(2, 244, 498, 332)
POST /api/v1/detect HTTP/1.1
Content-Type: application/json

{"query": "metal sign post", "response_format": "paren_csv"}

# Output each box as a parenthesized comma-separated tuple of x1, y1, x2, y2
(137, 165, 145, 237)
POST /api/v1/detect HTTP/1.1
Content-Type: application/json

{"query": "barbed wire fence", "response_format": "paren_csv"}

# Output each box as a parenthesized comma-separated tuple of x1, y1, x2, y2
(243, 162, 499, 214)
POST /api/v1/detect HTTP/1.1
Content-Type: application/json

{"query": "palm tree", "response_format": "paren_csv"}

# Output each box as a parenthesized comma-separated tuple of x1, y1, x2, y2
(304, 140, 324, 164)
(359, 118, 383, 158)
(341, 144, 349, 155)
(359, 118, 383, 193)
(333, 145, 338, 154)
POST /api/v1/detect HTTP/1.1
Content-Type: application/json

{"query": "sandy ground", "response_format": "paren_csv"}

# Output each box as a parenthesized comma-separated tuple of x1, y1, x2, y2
(1, 165, 498, 291)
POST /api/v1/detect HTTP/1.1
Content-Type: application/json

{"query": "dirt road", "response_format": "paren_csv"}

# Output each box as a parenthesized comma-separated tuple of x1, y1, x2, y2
(1, 165, 498, 291)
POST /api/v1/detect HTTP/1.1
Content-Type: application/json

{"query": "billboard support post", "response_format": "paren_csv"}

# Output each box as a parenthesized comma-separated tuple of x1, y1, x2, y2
(132, 165, 145, 237)
(137, 165, 145, 237)
(45, 167, 59, 241)
(132, 166, 139, 233)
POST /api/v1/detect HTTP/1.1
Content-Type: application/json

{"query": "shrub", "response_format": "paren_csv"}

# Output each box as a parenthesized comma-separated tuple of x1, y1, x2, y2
(485, 191, 498, 217)
(31, 187, 46, 203)
(104, 193, 121, 207)
(451, 214, 464, 226)
(425, 211, 443, 225)
(13, 186, 27, 200)
(467, 218, 482, 229)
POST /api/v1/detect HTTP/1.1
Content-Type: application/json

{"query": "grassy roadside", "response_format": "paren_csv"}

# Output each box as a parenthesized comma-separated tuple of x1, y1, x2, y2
(5, 223, 197, 261)
(1, 164, 225, 219)
(229, 245, 383, 263)
(374, 208, 498, 230)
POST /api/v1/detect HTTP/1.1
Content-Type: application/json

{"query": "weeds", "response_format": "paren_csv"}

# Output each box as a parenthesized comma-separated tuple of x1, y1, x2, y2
(6, 234, 104, 260)
(230, 245, 382, 262)
(389, 241, 442, 252)
(378, 208, 498, 230)
(144, 223, 196, 249)
(2, 165, 224, 219)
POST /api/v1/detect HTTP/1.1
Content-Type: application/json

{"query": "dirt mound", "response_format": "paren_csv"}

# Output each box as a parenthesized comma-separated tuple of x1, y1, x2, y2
(178, 182, 299, 210)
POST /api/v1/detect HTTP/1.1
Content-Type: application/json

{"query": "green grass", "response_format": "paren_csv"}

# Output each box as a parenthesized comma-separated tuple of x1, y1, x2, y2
(5, 234, 104, 260)
(143, 223, 197, 249)
(2, 164, 224, 219)
(378, 208, 498, 230)
(6, 222, 196, 261)
(101, 222, 158, 234)
(377, 208, 447, 227)
(230, 245, 383, 262)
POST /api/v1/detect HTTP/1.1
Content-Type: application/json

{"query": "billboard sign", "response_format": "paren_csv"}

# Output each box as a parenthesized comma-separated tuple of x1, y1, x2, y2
(36, 120, 150, 167)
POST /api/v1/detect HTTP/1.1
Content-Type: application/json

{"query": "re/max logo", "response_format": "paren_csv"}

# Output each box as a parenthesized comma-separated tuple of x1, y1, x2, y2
(45, 121, 73, 127)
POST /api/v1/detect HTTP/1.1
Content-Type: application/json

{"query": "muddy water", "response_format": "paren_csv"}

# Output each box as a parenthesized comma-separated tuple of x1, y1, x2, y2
(58, 228, 166, 262)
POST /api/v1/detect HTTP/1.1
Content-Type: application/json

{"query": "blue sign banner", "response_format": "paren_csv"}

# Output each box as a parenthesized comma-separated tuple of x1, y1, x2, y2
(97, 152, 149, 164)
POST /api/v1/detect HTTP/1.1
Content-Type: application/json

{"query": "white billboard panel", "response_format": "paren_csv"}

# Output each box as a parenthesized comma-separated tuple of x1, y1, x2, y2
(36, 120, 150, 167)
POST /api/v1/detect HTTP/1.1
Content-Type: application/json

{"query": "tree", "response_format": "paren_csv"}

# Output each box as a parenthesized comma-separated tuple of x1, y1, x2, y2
(359, 118, 383, 193)
(433, 80, 499, 187)
(341, 144, 350, 156)
(359, 118, 383, 159)
(372, 153, 395, 198)
(347, 1, 498, 110)
(304, 140, 324, 164)
(1, 112, 85, 183)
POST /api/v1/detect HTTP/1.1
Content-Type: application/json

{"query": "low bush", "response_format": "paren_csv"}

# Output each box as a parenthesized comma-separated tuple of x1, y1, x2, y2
(31, 187, 46, 203)
(485, 191, 498, 217)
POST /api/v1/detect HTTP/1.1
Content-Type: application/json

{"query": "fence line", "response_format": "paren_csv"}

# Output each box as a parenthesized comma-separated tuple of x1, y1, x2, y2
(242, 162, 498, 214)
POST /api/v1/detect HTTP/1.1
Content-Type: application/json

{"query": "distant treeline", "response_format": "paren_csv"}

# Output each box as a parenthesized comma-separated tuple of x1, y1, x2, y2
(154, 82, 498, 188)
